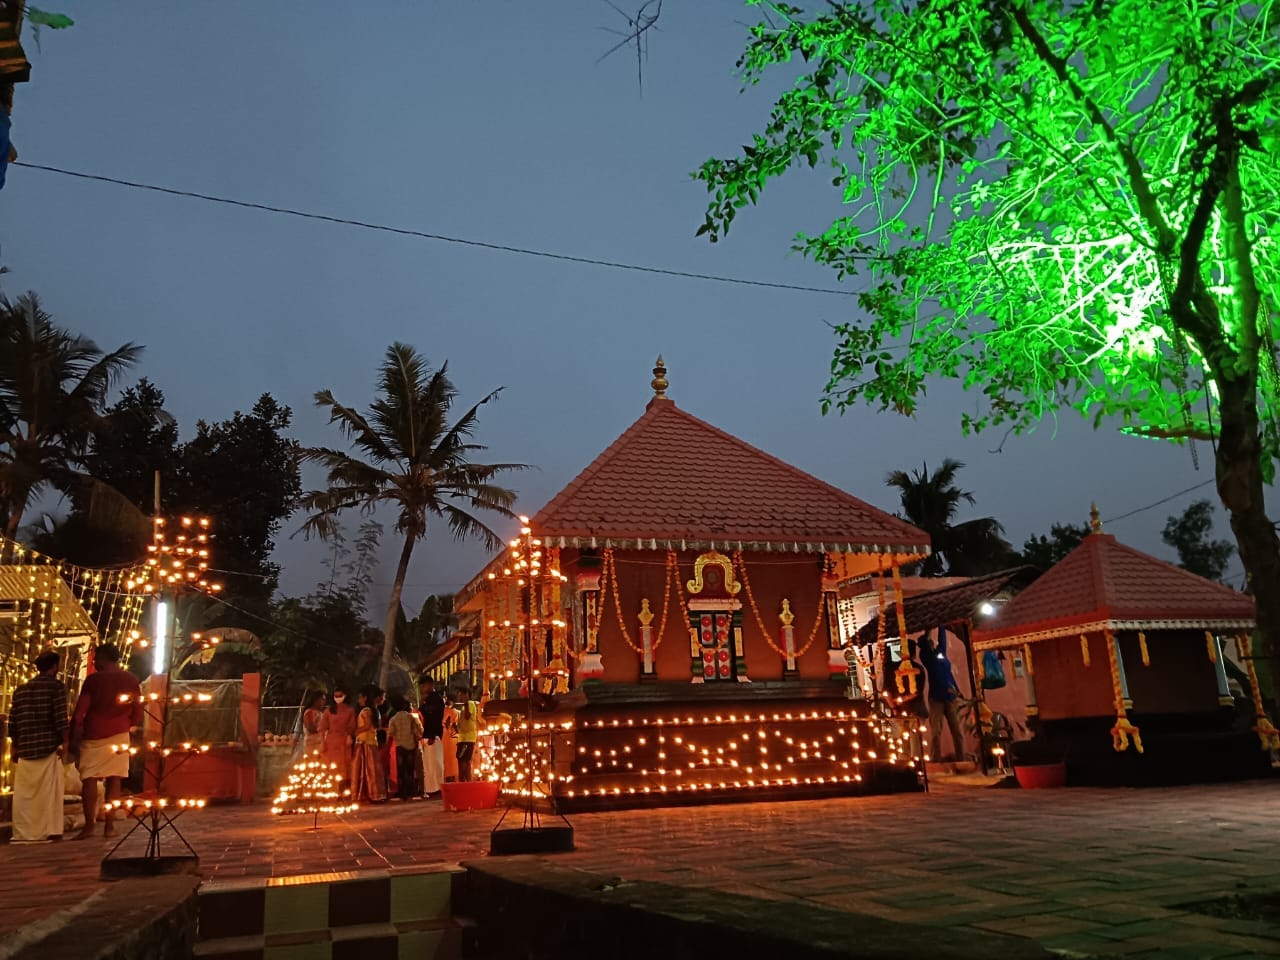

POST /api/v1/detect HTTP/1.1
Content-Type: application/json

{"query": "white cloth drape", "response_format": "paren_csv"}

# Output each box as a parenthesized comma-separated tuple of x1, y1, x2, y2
(77, 732, 130, 780)
(13, 751, 64, 841)
(421, 737, 444, 794)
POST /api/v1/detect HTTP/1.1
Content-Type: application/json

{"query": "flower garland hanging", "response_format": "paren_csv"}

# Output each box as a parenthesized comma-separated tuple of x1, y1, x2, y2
(1137, 631, 1150, 667)
(891, 563, 919, 697)
(1236, 633, 1280, 750)
(599, 548, 645, 654)
(651, 550, 685, 653)
(875, 555, 888, 671)
(1105, 630, 1142, 753)
(1080, 634, 1091, 667)
(1205, 631, 1218, 664)
(734, 551, 825, 659)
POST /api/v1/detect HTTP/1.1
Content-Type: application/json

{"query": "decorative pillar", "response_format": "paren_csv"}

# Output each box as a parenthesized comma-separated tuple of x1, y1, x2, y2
(779, 599, 798, 676)
(732, 611, 749, 683)
(638, 598, 656, 678)
(1112, 632, 1132, 708)
(576, 569, 604, 683)
(688, 620, 703, 684)
(822, 560, 845, 680)
(1210, 634, 1233, 706)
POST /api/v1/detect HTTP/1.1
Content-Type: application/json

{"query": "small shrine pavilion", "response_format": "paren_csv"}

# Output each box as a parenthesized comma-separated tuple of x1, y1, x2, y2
(456, 358, 933, 810)
(971, 507, 1276, 785)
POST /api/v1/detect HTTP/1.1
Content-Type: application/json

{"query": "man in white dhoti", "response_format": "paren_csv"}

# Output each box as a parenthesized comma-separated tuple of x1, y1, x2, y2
(71, 643, 142, 839)
(8, 651, 69, 842)
(419, 676, 445, 797)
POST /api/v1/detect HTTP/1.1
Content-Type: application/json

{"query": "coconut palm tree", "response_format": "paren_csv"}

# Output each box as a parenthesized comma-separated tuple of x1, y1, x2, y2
(299, 344, 525, 689)
(0, 292, 145, 557)
(885, 458, 1014, 576)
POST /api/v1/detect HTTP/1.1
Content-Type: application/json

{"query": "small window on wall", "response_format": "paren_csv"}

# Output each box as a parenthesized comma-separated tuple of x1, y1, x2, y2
(1012, 652, 1025, 678)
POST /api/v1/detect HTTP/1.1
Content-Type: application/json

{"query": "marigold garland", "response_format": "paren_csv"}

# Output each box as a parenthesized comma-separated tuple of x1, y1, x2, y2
(599, 548, 644, 654)
(734, 551, 825, 660)
(1206, 631, 1218, 664)
(1080, 634, 1091, 668)
(1138, 631, 1150, 667)
(891, 563, 919, 697)
(651, 550, 684, 654)
(1023, 643, 1034, 676)
(875, 555, 888, 671)
(1236, 633, 1280, 751)
(1105, 630, 1142, 753)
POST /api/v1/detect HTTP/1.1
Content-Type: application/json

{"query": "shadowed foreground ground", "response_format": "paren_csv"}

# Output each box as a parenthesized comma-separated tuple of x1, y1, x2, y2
(2, 779, 1279, 958)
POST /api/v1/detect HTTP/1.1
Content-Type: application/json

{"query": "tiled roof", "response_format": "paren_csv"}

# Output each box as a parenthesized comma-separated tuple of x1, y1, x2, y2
(855, 567, 1039, 643)
(532, 398, 929, 552)
(972, 533, 1254, 646)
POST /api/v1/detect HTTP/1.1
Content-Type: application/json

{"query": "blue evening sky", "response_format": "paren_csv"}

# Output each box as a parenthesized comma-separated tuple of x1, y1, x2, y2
(0, 2, 1251, 612)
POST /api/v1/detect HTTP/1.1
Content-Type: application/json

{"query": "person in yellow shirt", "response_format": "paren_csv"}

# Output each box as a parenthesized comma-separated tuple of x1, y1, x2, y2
(453, 688, 481, 782)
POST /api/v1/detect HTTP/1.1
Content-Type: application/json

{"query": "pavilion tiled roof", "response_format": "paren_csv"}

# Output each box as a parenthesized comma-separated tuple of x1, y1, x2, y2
(531, 397, 930, 555)
(971, 533, 1254, 648)
(855, 567, 1039, 644)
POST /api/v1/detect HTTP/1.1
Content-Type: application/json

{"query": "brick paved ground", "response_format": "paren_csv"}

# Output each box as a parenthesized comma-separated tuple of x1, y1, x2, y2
(3, 780, 1280, 958)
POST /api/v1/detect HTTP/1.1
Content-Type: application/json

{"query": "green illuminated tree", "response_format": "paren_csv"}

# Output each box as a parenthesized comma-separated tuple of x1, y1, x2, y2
(697, 0, 1280, 671)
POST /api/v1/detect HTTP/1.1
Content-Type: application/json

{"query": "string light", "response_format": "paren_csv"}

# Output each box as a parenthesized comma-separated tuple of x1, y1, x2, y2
(483, 706, 924, 804)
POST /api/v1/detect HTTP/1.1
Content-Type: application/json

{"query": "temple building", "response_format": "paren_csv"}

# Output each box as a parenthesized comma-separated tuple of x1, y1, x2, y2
(971, 508, 1276, 785)
(456, 358, 933, 810)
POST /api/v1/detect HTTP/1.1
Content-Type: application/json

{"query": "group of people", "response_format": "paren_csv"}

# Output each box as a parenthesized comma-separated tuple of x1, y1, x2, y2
(298, 676, 482, 804)
(6, 643, 488, 842)
(8, 643, 143, 842)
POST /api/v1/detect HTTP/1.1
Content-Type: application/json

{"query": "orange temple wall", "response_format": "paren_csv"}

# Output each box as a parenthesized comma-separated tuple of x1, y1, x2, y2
(572, 548, 834, 685)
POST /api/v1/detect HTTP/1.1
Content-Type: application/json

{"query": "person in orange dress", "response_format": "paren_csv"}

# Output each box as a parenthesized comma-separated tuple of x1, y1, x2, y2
(318, 686, 356, 779)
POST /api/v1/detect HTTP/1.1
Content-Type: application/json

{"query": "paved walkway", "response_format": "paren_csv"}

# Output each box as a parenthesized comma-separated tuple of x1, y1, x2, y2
(2, 780, 1280, 958)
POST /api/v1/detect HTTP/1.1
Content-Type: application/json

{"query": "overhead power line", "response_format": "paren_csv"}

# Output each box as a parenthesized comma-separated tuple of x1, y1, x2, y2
(1104, 479, 1216, 525)
(12, 161, 859, 298)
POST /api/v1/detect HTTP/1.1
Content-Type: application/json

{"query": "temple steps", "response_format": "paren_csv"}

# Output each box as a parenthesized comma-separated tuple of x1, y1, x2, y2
(194, 864, 474, 960)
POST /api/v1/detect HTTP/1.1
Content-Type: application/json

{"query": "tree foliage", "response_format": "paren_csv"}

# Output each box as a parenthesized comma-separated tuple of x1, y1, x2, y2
(300, 343, 525, 689)
(885, 458, 1014, 576)
(1020, 521, 1090, 572)
(397, 593, 458, 672)
(175, 395, 302, 616)
(698, 0, 1280, 664)
(1162, 498, 1236, 581)
(0, 292, 144, 551)
(699, 0, 1278, 442)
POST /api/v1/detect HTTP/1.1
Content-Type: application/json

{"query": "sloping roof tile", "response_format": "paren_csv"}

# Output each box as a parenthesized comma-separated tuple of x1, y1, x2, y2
(856, 567, 1039, 643)
(972, 533, 1254, 645)
(532, 398, 929, 550)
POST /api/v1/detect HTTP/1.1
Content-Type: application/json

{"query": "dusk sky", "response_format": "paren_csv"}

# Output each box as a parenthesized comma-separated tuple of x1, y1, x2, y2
(0, 1, 1255, 613)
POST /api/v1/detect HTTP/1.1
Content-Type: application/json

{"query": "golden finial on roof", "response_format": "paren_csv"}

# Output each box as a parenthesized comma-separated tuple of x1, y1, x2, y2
(651, 355, 669, 399)
(1090, 503, 1103, 533)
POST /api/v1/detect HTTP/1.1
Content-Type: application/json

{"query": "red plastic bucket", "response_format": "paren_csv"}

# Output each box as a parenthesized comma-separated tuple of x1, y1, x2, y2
(441, 780, 500, 811)
(1014, 762, 1067, 789)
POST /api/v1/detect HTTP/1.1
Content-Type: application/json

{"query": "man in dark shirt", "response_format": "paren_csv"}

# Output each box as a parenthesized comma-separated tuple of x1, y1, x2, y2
(418, 676, 446, 797)
(71, 643, 143, 839)
(923, 629, 968, 761)
(9, 651, 69, 841)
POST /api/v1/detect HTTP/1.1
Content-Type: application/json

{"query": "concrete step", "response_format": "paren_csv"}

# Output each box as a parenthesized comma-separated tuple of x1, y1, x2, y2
(193, 917, 471, 959)
(196, 864, 470, 959)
